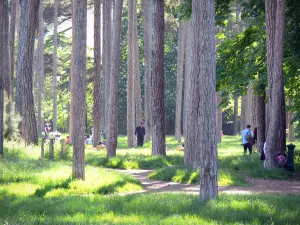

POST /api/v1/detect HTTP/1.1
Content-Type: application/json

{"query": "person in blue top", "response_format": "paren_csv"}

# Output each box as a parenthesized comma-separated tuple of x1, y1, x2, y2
(241, 124, 254, 154)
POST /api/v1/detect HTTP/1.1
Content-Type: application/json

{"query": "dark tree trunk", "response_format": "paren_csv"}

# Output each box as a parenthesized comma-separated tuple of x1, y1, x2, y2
(93, 0, 102, 147)
(107, 0, 123, 157)
(233, 95, 239, 135)
(256, 92, 266, 152)
(152, 0, 166, 156)
(71, 0, 87, 180)
(10, 0, 17, 98)
(16, 0, 39, 145)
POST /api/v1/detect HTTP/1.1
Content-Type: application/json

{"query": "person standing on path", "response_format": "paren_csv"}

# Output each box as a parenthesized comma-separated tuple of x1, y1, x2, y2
(135, 122, 145, 147)
(241, 124, 254, 154)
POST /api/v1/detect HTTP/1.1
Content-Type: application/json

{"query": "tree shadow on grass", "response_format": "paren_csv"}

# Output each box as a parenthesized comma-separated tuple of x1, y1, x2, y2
(1, 192, 300, 224)
(34, 177, 72, 197)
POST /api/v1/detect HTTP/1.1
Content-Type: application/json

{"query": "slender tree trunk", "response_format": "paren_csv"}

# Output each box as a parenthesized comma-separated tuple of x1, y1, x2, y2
(10, 0, 17, 98)
(16, 0, 39, 145)
(188, 0, 218, 201)
(0, 0, 10, 158)
(255, 92, 266, 152)
(37, 0, 44, 138)
(288, 99, 295, 142)
(53, 0, 58, 132)
(247, 84, 253, 126)
(93, 0, 102, 147)
(216, 92, 222, 143)
(127, 0, 134, 147)
(142, 0, 153, 142)
(71, 0, 87, 180)
(152, 0, 166, 156)
(175, 18, 186, 143)
(133, 0, 143, 126)
(265, 0, 286, 168)
(183, 20, 193, 165)
(107, 0, 123, 157)
(240, 95, 247, 131)
(233, 95, 239, 135)
(103, 0, 112, 136)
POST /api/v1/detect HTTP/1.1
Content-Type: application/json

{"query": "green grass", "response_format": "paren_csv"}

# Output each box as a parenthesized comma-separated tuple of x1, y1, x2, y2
(1, 193, 300, 224)
(0, 142, 143, 198)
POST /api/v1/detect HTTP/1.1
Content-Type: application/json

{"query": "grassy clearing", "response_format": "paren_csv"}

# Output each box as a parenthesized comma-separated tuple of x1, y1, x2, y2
(1, 193, 300, 224)
(0, 142, 142, 198)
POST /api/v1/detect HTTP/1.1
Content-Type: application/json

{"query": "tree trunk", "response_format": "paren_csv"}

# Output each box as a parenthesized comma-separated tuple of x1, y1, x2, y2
(10, 0, 17, 98)
(127, 0, 135, 147)
(0, 0, 9, 158)
(240, 95, 247, 131)
(288, 99, 295, 142)
(233, 95, 239, 135)
(247, 84, 253, 126)
(52, 0, 58, 132)
(216, 92, 222, 143)
(175, 18, 186, 143)
(188, 0, 218, 201)
(71, 0, 87, 180)
(103, 0, 112, 136)
(37, 0, 44, 138)
(49, 138, 54, 161)
(142, 0, 153, 142)
(255, 92, 266, 152)
(16, 0, 39, 145)
(183, 20, 193, 165)
(265, 0, 286, 168)
(133, 0, 143, 126)
(93, 0, 102, 147)
(107, 0, 123, 157)
(152, 0, 166, 156)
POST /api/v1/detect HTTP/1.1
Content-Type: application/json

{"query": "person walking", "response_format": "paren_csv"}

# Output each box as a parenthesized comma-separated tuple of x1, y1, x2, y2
(241, 124, 254, 154)
(135, 122, 145, 147)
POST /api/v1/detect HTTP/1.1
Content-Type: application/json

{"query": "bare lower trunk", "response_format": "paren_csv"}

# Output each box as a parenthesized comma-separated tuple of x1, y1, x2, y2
(0, 89, 3, 158)
(52, 0, 58, 131)
(127, 0, 134, 147)
(107, 0, 123, 157)
(265, 0, 286, 168)
(190, 0, 218, 201)
(71, 0, 87, 180)
(216, 92, 222, 143)
(152, 0, 166, 156)
(256, 92, 266, 152)
(240, 95, 247, 131)
(183, 21, 193, 165)
(142, 0, 153, 142)
(288, 99, 295, 142)
(16, 0, 39, 145)
(175, 21, 186, 143)
(10, 0, 17, 98)
(233, 95, 239, 135)
(93, 0, 102, 147)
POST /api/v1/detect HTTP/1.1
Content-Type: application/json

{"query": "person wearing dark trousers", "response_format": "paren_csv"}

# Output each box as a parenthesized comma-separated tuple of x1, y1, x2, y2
(135, 122, 145, 147)
(241, 124, 254, 154)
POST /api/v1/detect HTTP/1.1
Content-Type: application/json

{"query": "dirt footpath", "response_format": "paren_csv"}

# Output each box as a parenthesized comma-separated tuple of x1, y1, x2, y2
(115, 169, 300, 195)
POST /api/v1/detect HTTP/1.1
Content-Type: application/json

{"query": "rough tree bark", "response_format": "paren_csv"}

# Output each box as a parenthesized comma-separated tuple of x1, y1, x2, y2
(233, 95, 239, 135)
(288, 99, 295, 142)
(216, 92, 222, 143)
(0, 0, 10, 158)
(142, 0, 153, 142)
(188, 0, 218, 201)
(103, 0, 112, 135)
(37, 0, 45, 137)
(107, 0, 123, 157)
(152, 0, 166, 156)
(183, 20, 193, 165)
(265, 0, 286, 168)
(127, 0, 135, 147)
(52, 0, 58, 131)
(93, 0, 102, 147)
(71, 0, 87, 180)
(133, 0, 143, 126)
(175, 14, 186, 143)
(255, 92, 266, 152)
(10, 0, 17, 97)
(240, 95, 247, 131)
(16, 0, 40, 145)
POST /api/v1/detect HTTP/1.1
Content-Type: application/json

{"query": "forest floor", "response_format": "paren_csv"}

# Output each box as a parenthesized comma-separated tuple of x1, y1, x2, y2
(115, 169, 300, 195)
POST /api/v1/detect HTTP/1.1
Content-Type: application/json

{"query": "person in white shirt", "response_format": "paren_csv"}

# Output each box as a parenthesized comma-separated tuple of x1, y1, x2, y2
(241, 124, 254, 154)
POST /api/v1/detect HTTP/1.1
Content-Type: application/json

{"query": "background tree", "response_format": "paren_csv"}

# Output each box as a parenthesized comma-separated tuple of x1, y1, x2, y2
(10, 0, 17, 98)
(93, 0, 102, 148)
(152, 0, 166, 156)
(71, 0, 87, 180)
(52, 0, 58, 131)
(107, 0, 123, 157)
(16, 0, 40, 145)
